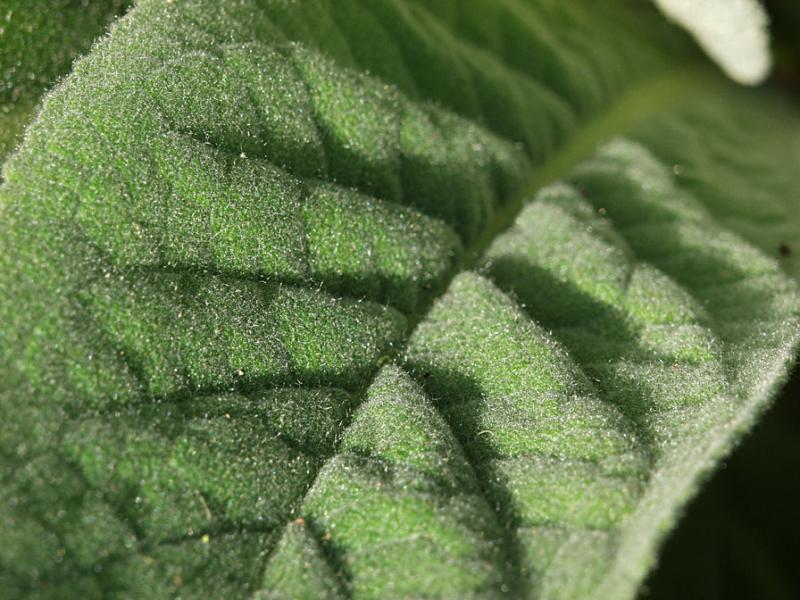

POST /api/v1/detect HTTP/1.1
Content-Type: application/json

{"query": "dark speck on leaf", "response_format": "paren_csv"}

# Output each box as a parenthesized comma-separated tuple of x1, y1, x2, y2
(779, 242, 791, 257)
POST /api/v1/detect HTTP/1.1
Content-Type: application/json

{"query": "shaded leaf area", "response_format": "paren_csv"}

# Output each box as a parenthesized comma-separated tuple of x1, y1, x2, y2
(260, 140, 798, 600)
(0, 1, 798, 599)
(630, 86, 800, 281)
(0, 0, 130, 160)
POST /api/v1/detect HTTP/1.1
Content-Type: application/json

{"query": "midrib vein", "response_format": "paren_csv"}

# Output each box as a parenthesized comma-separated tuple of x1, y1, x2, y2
(408, 64, 713, 334)
(463, 65, 713, 274)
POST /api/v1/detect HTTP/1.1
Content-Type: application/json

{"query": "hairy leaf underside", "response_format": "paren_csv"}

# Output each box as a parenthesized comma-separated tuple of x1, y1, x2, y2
(1, 1, 799, 599)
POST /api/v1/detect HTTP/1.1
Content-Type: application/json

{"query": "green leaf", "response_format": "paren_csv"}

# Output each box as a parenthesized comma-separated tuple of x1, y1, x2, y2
(0, 0, 130, 161)
(1, 1, 798, 599)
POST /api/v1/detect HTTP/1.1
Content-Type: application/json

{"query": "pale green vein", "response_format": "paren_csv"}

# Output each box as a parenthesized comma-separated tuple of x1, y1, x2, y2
(464, 65, 712, 272)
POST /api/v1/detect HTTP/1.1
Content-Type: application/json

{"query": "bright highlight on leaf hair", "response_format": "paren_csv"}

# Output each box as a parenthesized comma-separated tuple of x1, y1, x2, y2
(653, 0, 772, 84)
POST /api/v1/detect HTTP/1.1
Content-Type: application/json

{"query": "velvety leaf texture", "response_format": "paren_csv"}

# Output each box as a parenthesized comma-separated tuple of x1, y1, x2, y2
(0, 0, 130, 160)
(1, 1, 798, 599)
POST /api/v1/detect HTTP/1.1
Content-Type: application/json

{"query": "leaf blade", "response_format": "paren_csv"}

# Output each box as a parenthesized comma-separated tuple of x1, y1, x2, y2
(1, 1, 798, 599)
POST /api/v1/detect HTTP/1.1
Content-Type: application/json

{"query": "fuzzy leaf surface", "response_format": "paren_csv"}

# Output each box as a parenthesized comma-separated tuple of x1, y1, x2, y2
(0, 0, 130, 160)
(1, 1, 799, 599)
